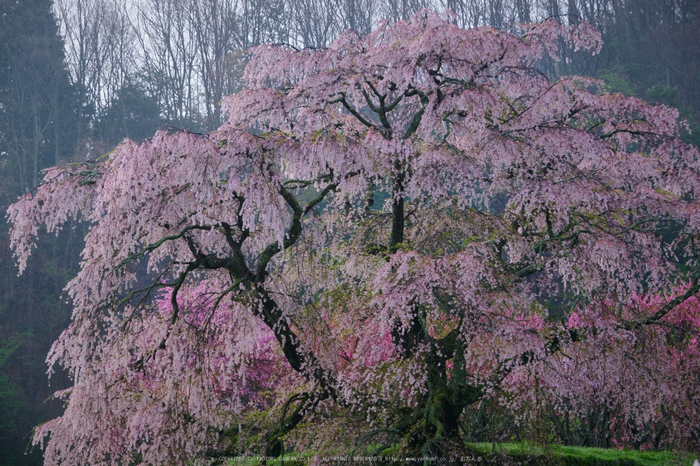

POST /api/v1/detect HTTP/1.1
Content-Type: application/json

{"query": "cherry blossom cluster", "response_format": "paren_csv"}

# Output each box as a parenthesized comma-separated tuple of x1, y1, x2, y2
(9, 9, 700, 463)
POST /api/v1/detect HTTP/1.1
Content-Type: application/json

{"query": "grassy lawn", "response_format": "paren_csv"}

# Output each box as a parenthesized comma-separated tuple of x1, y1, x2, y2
(466, 443, 697, 466)
(214, 444, 697, 465)
(215, 444, 697, 465)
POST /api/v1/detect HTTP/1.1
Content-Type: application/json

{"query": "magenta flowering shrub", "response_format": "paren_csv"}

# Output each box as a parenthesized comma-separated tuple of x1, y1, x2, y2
(538, 286, 700, 449)
(31, 282, 296, 465)
(154, 284, 291, 407)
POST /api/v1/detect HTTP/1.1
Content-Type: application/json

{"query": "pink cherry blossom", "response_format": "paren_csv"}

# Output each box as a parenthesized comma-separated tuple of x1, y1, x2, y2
(10, 9, 700, 463)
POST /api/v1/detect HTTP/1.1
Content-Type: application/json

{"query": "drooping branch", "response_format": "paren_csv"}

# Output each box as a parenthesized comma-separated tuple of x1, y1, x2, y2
(255, 185, 303, 280)
(254, 286, 337, 398)
(114, 224, 213, 271)
(256, 175, 347, 279)
(638, 274, 700, 328)
(243, 178, 346, 400)
(330, 92, 376, 129)
(129, 258, 202, 371)
(265, 390, 328, 456)
(363, 80, 393, 135)
(403, 85, 430, 140)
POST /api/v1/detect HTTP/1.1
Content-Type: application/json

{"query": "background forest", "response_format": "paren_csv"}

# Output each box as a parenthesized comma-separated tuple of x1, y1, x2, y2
(0, 0, 699, 464)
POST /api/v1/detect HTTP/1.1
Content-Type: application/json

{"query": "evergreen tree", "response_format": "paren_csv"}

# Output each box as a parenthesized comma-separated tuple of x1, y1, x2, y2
(0, 1, 78, 464)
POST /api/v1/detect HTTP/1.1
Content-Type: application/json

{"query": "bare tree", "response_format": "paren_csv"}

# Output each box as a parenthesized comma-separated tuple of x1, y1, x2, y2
(54, 0, 111, 152)
(100, 0, 139, 137)
(289, 0, 337, 47)
(333, 0, 376, 36)
(233, 0, 289, 49)
(567, 0, 580, 24)
(136, 0, 199, 128)
(381, 0, 433, 23)
(541, 0, 561, 19)
(188, 0, 238, 129)
(515, 0, 532, 23)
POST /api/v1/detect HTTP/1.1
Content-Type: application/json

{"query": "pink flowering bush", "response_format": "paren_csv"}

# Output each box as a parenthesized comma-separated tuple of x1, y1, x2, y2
(539, 286, 700, 450)
(31, 283, 296, 464)
(463, 285, 700, 450)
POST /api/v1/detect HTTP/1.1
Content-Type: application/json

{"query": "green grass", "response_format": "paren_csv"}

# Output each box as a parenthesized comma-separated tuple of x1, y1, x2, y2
(214, 443, 697, 465)
(467, 442, 696, 466)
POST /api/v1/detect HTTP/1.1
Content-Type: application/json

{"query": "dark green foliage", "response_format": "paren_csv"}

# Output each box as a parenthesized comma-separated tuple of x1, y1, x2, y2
(0, 1, 80, 464)
(0, 223, 82, 466)
(587, 0, 700, 146)
(94, 81, 163, 149)
(466, 443, 693, 466)
(0, 0, 76, 193)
